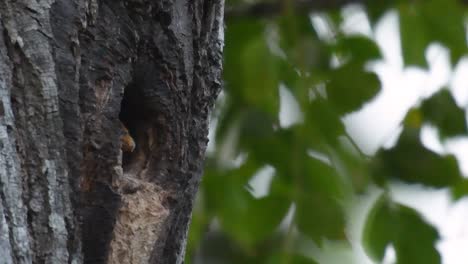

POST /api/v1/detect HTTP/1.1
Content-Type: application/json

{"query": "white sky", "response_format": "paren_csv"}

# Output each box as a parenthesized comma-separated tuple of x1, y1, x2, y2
(209, 5, 468, 263)
(253, 6, 468, 264)
(335, 6, 468, 264)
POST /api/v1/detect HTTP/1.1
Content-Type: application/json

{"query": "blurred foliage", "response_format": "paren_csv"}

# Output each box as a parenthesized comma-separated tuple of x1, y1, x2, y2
(187, 0, 468, 263)
(363, 195, 441, 264)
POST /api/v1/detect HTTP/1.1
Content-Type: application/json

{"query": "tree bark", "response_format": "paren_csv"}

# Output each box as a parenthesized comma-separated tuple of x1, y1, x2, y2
(0, 0, 224, 263)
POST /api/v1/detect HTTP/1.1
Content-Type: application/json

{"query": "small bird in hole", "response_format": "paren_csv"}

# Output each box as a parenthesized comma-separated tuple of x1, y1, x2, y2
(120, 122, 136, 152)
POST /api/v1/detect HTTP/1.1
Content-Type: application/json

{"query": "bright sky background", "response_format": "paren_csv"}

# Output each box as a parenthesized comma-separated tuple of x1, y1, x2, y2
(208, 5, 468, 263)
(255, 5, 468, 264)
(333, 5, 468, 264)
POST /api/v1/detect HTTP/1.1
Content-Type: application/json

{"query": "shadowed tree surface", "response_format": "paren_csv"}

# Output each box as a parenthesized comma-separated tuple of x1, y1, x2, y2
(0, 0, 223, 263)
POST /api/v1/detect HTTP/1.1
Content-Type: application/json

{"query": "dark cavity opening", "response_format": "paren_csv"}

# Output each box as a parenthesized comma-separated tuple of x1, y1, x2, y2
(119, 82, 156, 178)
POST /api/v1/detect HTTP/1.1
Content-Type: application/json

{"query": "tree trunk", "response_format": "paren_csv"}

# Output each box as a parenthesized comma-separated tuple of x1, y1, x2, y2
(0, 0, 224, 263)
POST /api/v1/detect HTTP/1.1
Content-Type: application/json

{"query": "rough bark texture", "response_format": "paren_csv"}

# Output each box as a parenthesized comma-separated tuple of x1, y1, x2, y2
(0, 0, 224, 263)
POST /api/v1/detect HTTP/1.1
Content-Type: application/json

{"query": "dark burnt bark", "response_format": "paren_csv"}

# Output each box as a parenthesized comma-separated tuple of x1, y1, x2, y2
(0, 0, 224, 263)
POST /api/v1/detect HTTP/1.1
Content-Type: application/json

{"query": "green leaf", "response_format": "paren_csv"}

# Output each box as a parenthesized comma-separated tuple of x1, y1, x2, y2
(394, 205, 441, 264)
(203, 160, 258, 215)
(204, 163, 291, 246)
(399, 0, 467, 66)
(295, 158, 346, 242)
(242, 195, 291, 243)
(225, 0, 246, 5)
(332, 35, 382, 66)
(241, 36, 280, 114)
(223, 19, 279, 114)
(278, 13, 319, 53)
(334, 139, 371, 193)
(224, 19, 265, 93)
(375, 129, 463, 187)
(367, 0, 398, 24)
(421, 89, 468, 139)
(421, 0, 466, 65)
(327, 64, 381, 115)
(363, 195, 441, 264)
(277, 13, 332, 73)
(295, 194, 346, 243)
(399, 4, 430, 67)
(362, 195, 394, 261)
(267, 253, 319, 264)
(239, 110, 299, 174)
(191, 231, 248, 263)
(305, 97, 345, 144)
(450, 179, 468, 200)
(403, 108, 424, 129)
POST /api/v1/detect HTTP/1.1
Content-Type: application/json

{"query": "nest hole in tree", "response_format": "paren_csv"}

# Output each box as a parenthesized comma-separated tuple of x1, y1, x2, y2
(119, 81, 157, 178)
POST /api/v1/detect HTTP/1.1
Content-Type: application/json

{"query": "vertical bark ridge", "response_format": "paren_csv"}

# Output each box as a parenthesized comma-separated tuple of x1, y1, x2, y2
(0, 0, 224, 263)
(0, 0, 75, 263)
(0, 16, 31, 264)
